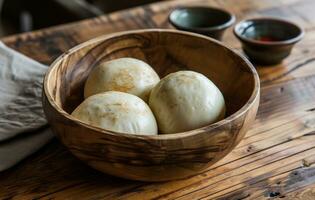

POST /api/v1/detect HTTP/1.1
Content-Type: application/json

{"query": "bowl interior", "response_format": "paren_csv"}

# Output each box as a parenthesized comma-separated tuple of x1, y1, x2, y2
(236, 18, 303, 43)
(46, 30, 257, 129)
(170, 7, 234, 30)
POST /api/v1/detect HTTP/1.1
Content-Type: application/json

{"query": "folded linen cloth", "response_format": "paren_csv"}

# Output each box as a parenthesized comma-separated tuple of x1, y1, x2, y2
(0, 42, 53, 171)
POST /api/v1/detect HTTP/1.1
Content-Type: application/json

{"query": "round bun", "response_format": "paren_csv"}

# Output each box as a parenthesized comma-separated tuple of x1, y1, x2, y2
(149, 71, 226, 134)
(72, 91, 158, 135)
(84, 58, 160, 102)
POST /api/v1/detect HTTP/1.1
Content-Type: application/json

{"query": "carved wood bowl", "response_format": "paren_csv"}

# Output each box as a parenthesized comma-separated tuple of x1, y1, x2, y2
(43, 29, 260, 182)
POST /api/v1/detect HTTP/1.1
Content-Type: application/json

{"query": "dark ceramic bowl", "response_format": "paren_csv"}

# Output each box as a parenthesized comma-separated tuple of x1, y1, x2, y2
(169, 7, 235, 40)
(234, 18, 304, 65)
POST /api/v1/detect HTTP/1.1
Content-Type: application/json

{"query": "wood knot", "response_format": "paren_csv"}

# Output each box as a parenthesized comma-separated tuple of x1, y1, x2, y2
(306, 107, 315, 112)
(268, 191, 285, 198)
(247, 145, 254, 152)
(269, 191, 281, 197)
(279, 87, 284, 93)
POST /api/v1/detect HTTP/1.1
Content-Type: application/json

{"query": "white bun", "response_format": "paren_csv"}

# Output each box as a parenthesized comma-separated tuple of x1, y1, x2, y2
(72, 91, 158, 135)
(84, 57, 160, 102)
(149, 71, 226, 134)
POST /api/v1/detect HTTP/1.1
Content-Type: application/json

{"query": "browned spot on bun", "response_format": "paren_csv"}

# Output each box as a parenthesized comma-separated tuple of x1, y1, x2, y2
(176, 73, 196, 84)
(108, 69, 135, 92)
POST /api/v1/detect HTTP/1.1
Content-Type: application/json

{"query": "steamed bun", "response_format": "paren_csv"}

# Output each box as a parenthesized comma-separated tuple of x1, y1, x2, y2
(84, 58, 160, 102)
(72, 91, 158, 135)
(149, 71, 225, 134)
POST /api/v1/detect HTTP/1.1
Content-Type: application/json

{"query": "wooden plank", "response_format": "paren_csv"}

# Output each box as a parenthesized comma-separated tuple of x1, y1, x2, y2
(0, 0, 315, 199)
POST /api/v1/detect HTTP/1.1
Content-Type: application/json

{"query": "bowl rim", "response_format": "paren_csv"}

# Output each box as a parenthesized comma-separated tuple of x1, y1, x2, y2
(44, 29, 260, 140)
(168, 6, 236, 32)
(233, 17, 305, 46)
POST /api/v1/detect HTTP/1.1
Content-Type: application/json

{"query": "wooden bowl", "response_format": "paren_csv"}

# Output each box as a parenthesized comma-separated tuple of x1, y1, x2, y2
(43, 29, 260, 182)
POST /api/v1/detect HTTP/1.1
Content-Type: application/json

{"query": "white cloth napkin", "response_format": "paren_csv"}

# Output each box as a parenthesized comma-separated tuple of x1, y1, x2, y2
(0, 42, 53, 171)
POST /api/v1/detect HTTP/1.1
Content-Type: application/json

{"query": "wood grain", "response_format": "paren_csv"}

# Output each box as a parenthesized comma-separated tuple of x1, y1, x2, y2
(43, 29, 259, 181)
(0, 0, 315, 198)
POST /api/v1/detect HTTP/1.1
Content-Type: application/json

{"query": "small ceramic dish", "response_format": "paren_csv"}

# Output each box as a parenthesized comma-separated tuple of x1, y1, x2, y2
(169, 6, 235, 40)
(234, 18, 304, 65)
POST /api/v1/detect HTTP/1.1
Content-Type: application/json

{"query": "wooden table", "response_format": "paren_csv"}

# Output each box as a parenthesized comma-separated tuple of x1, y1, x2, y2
(1, 0, 315, 199)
